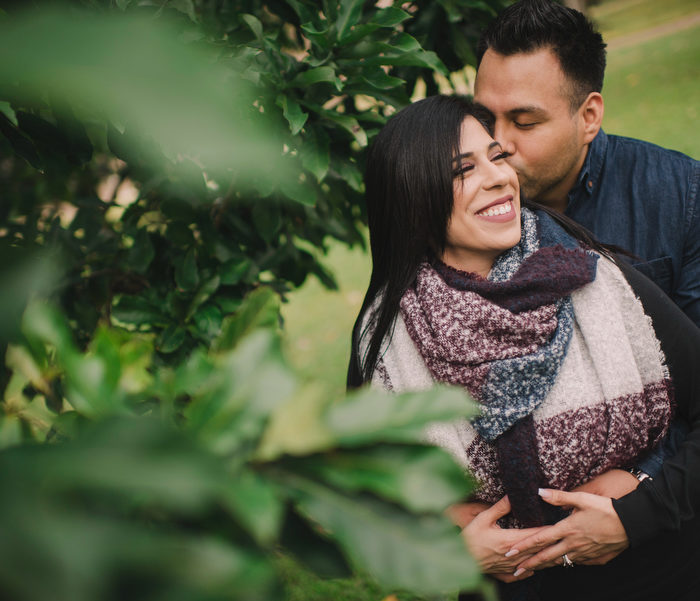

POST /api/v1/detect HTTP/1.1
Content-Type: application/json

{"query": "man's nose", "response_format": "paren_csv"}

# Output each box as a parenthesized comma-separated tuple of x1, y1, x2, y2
(493, 122, 516, 155)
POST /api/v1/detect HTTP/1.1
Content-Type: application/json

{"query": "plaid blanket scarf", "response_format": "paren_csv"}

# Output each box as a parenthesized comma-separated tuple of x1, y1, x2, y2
(375, 209, 673, 526)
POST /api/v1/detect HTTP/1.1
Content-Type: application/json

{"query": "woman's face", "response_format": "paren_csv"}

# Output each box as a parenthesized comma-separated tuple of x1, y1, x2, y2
(442, 116, 521, 277)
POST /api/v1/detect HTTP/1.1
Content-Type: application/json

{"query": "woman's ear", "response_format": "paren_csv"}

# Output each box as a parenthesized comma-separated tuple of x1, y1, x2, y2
(580, 92, 604, 144)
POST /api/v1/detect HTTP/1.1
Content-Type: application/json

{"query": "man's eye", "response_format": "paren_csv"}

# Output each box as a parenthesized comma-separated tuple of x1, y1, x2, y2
(514, 122, 537, 129)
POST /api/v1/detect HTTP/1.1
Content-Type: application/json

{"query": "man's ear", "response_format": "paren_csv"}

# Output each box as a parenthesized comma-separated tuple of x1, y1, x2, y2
(580, 92, 603, 144)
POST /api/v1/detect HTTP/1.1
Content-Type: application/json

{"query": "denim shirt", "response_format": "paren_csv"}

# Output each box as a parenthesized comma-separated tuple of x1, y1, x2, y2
(566, 129, 700, 327)
(566, 130, 700, 477)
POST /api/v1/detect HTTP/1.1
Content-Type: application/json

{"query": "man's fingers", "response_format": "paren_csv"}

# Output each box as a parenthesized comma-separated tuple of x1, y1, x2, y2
(477, 495, 511, 523)
(446, 502, 490, 528)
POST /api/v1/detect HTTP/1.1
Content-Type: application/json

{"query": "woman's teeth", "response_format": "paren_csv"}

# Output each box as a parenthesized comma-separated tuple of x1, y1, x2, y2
(478, 200, 512, 217)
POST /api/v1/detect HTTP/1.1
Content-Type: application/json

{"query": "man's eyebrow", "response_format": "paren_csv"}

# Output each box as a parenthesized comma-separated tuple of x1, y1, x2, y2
(506, 106, 545, 116)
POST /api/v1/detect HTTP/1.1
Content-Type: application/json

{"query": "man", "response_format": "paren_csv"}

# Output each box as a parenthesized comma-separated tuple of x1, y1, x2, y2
(451, 0, 700, 589)
(473, 0, 700, 326)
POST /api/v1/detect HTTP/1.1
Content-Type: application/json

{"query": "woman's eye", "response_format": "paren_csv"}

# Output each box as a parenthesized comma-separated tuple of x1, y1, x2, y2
(491, 152, 510, 161)
(453, 164, 474, 177)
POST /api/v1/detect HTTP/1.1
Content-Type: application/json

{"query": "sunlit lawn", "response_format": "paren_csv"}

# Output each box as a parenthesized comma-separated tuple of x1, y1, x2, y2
(589, 0, 699, 39)
(280, 2, 700, 599)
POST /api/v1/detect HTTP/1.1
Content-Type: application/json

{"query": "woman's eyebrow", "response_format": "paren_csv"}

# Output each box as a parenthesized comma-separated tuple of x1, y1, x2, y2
(453, 152, 473, 162)
(453, 142, 501, 162)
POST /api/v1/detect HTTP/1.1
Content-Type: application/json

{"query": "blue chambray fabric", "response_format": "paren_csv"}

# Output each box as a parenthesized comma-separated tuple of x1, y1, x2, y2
(566, 129, 700, 326)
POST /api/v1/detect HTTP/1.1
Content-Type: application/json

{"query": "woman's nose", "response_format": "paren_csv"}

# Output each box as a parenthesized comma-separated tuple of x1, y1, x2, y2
(484, 161, 509, 188)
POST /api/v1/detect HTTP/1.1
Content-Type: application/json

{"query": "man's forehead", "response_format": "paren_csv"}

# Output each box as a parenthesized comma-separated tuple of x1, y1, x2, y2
(474, 50, 570, 115)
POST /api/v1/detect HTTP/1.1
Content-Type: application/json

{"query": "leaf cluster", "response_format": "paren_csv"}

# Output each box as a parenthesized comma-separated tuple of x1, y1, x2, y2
(1, 291, 481, 601)
(0, 1, 509, 598)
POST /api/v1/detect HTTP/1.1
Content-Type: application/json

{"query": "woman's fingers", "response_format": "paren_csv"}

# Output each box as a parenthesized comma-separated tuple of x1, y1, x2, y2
(492, 569, 535, 583)
(506, 489, 629, 572)
(513, 540, 570, 575)
(538, 487, 590, 508)
(505, 522, 566, 558)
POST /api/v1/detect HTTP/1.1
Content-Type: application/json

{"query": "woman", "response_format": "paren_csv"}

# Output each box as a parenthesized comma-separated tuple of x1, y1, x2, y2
(347, 95, 700, 600)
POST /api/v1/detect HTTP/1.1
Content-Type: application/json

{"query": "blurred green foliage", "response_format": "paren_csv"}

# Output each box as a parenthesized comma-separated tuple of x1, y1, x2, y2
(2, 294, 480, 601)
(0, 0, 510, 599)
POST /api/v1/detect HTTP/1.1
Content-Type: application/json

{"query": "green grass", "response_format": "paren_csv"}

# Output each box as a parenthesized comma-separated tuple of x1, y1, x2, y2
(590, 0, 699, 39)
(281, 239, 371, 403)
(602, 27, 700, 156)
(279, 4, 700, 600)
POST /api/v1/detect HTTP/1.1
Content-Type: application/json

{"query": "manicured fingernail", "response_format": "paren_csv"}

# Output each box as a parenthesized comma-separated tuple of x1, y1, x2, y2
(513, 568, 525, 577)
(505, 549, 519, 558)
(538, 488, 551, 499)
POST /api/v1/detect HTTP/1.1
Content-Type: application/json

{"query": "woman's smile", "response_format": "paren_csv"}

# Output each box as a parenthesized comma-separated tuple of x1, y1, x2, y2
(476, 196, 516, 221)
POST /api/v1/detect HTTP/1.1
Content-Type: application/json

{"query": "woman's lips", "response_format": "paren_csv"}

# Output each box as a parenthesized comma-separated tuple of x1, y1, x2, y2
(476, 198, 516, 222)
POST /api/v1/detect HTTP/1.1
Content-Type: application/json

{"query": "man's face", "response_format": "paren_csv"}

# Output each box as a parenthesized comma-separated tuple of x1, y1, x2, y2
(474, 48, 591, 209)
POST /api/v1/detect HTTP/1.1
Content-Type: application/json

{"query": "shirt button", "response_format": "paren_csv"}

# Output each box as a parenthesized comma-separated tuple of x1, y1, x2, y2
(587, 180, 593, 188)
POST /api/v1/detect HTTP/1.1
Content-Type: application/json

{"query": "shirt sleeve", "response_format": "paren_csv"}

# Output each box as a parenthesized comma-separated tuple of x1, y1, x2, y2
(673, 160, 700, 326)
(612, 258, 700, 547)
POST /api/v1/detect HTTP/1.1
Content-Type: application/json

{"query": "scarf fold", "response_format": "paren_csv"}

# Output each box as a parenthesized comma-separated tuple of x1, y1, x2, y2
(400, 208, 601, 525)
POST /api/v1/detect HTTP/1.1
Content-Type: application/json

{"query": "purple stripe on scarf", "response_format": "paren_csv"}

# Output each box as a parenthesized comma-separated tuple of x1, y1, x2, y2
(496, 415, 566, 527)
(434, 245, 598, 313)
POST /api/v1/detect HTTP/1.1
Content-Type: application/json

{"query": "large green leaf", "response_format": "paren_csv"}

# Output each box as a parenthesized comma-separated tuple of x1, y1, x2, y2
(221, 466, 285, 545)
(285, 444, 474, 513)
(282, 473, 481, 594)
(300, 126, 330, 182)
(256, 382, 335, 460)
(336, 0, 365, 42)
(289, 66, 342, 90)
(0, 418, 280, 601)
(214, 287, 280, 352)
(326, 385, 477, 446)
(276, 95, 308, 135)
(175, 248, 200, 292)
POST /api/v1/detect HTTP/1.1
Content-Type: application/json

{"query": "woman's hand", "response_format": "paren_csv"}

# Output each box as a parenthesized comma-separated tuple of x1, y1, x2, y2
(460, 496, 546, 582)
(507, 489, 629, 576)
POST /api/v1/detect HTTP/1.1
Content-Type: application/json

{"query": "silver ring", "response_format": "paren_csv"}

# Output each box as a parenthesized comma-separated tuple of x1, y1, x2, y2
(562, 553, 574, 568)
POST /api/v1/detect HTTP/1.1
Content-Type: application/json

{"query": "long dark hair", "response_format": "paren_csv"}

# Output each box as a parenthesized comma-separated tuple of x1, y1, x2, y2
(347, 96, 493, 387)
(347, 95, 616, 389)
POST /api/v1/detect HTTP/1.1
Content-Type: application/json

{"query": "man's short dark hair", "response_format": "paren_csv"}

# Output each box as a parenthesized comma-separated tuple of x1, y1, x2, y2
(476, 0, 607, 110)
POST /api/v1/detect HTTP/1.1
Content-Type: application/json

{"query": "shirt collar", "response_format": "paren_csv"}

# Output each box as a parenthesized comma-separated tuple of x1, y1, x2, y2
(569, 128, 608, 201)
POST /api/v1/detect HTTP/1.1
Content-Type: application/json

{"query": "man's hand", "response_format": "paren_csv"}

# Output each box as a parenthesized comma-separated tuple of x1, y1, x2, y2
(446, 501, 491, 528)
(459, 496, 546, 582)
(573, 468, 639, 499)
(507, 489, 629, 576)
